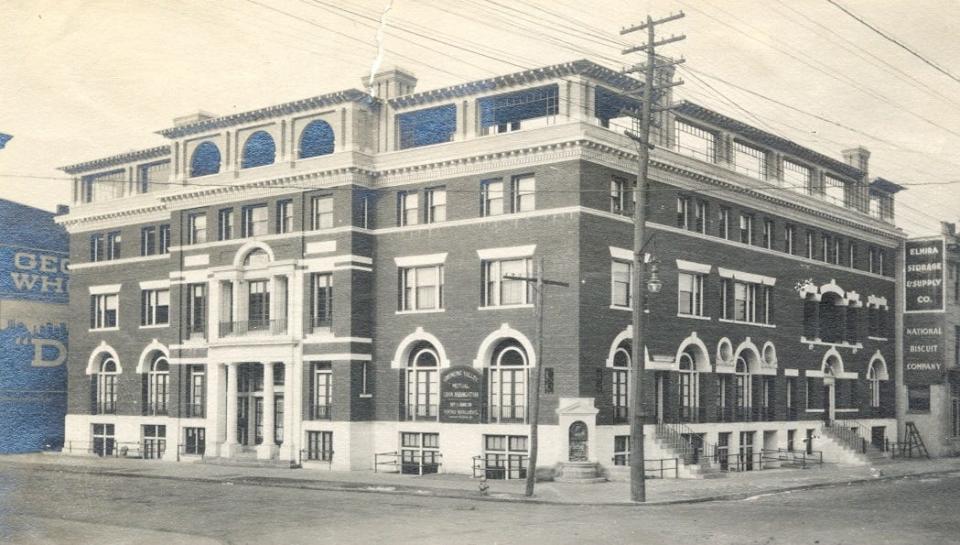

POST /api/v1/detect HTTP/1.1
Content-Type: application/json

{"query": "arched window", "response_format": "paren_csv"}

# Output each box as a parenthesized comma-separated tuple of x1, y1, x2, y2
(867, 361, 881, 408)
(243, 248, 270, 267)
(147, 355, 170, 415)
(735, 356, 751, 419)
(299, 120, 335, 159)
(406, 344, 439, 420)
(612, 344, 630, 422)
(490, 340, 529, 423)
(190, 141, 221, 177)
(241, 131, 276, 169)
(678, 350, 700, 422)
(819, 293, 844, 343)
(97, 356, 119, 414)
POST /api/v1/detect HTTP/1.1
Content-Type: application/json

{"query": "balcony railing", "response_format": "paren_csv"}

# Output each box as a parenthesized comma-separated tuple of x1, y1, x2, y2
(405, 404, 438, 421)
(94, 400, 117, 415)
(309, 404, 331, 420)
(219, 318, 287, 337)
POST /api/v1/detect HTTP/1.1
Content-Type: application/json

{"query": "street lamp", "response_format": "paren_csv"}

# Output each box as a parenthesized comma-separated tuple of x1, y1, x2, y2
(645, 260, 662, 295)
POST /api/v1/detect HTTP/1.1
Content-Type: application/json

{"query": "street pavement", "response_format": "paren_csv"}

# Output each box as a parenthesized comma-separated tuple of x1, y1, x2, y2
(1, 456, 960, 544)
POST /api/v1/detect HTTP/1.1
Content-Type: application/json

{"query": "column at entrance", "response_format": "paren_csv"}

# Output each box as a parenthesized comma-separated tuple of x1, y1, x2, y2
(224, 362, 241, 457)
(259, 362, 278, 459)
(280, 357, 297, 462)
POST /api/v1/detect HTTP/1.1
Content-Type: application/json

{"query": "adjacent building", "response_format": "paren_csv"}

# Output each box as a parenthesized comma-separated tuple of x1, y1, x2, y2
(56, 59, 904, 477)
(0, 199, 69, 453)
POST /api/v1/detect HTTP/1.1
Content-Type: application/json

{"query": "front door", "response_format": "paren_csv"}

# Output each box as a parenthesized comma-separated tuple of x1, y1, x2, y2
(823, 379, 836, 426)
(568, 421, 588, 462)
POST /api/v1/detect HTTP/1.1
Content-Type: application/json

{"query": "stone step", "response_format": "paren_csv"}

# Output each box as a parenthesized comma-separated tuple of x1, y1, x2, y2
(201, 456, 297, 469)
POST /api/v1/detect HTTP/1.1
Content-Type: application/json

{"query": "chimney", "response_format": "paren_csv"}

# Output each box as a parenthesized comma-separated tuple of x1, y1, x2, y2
(942, 221, 956, 237)
(363, 67, 417, 100)
(842, 146, 870, 178)
(173, 111, 218, 128)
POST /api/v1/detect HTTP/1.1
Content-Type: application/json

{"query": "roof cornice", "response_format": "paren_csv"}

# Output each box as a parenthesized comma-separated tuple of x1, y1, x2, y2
(59, 145, 171, 175)
(156, 89, 376, 139)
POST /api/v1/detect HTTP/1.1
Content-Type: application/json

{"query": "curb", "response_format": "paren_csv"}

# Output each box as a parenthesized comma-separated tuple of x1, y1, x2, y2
(2, 459, 957, 506)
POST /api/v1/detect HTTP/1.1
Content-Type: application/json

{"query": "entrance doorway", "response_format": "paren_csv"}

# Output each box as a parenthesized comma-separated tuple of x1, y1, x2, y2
(822, 377, 836, 426)
(568, 421, 588, 462)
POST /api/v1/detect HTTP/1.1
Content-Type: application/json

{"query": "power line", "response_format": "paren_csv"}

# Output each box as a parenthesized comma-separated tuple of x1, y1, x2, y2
(825, 0, 960, 87)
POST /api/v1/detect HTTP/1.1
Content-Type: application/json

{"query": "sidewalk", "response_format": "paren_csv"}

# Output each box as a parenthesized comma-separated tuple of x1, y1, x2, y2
(2, 452, 959, 505)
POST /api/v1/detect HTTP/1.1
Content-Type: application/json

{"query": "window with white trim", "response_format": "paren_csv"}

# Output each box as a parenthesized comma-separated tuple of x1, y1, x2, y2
(146, 355, 169, 415)
(405, 346, 439, 420)
(610, 178, 627, 215)
(141, 226, 157, 256)
(159, 224, 171, 254)
(762, 219, 774, 249)
(483, 435, 528, 480)
(140, 288, 170, 326)
(482, 258, 531, 306)
(398, 191, 419, 226)
(733, 141, 766, 180)
(311, 195, 333, 230)
(310, 362, 332, 419)
(489, 341, 528, 423)
(678, 272, 705, 317)
(612, 346, 630, 423)
(718, 207, 730, 239)
(90, 293, 119, 329)
(677, 196, 690, 229)
(694, 200, 707, 234)
(218, 208, 234, 241)
(95, 357, 118, 415)
(276, 200, 293, 234)
(399, 265, 444, 311)
(187, 212, 206, 245)
(512, 175, 535, 213)
(722, 279, 772, 325)
(784, 224, 795, 255)
(309, 273, 333, 330)
(739, 214, 754, 245)
(242, 204, 268, 237)
(611, 260, 632, 308)
(673, 119, 717, 162)
(805, 231, 815, 260)
(426, 187, 446, 223)
(481, 179, 504, 217)
(868, 362, 881, 408)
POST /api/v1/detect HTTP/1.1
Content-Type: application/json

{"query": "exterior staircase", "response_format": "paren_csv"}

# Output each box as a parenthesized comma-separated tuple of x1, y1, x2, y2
(201, 447, 298, 469)
(820, 420, 892, 466)
(650, 422, 725, 479)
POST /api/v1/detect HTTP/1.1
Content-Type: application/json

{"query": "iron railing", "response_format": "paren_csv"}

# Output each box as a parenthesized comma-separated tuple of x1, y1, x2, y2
(611, 455, 681, 479)
(761, 448, 823, 469)
(219, 318, 287, 337)
(93, 400, 117, 415)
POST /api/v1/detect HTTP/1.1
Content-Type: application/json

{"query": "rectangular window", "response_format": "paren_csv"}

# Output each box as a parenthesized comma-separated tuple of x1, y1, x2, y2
(481, 179, 504, 217)
(613, 435, 630, 466)
(306, 430, 334, 461)
(478, 84, 558, 135)
(733, 141, 767, 180)
(399, 265, 444, 311)
(673, 119, 717, 162)
(833, 238, 841, 265)
(908, 385, 931, 413)
(806, 231, 815, 259)
(739, 214, 753, 245)
(311, 196, 333, 230)
(718, 207, 730, 239)
(694, 201, 707, 234)
(159, 224, 171, 254)
(398, 191, 419, 226)
(677, 196, 690, 229)
(734, 281, 755, 322)
(142, 425, 166, 460)
(878, 250, 886, 276)
(360, 361, 371, 396)
(762, 219, 774, 249)
(677, 272, 704, 317)
(482, 258, 532, 307)
(610, 178, 627, 214)
(311, 362, 332, 419)
(613, 369, 628, 423)
(91, 423, 115, 456)
(188, 365, 205, 417)
(242, 205, 268, 237)
(824, 174, 845, 204)
(787, 429, 796, 452)
(543, 368, 554, 394)
(868, 247, 876, 273)
(106, 231, 122, 260)
(400, 432, 440, 474)
(848, 242, 857, 268)
(140, 288, 170, 326)
(310, 273, 333, 330)
(90, 234, 105, 262)
(512, 175, 535, 213)
(483, 434, 528, 480)
(184, 427, 205, 456)
(426, 187, 446, 223)
(247, 280, 270, 327)
(186, 283, 206, 337)
(90, 293, 119, 329)
(783, 160, 812, 194)
(218, 208, 234, 240)
(611, 260, 632, 308)
(187, 212, 207, 245)
(397, 104, 457, 149)
(276, 200, 293, 233)
(140, 226, 156, 256)
(138, 161, 170, 194)
(784, 225, 795, 254)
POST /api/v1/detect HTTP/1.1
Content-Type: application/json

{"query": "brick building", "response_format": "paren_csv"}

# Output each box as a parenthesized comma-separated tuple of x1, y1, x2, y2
(56, 60, 903, 477)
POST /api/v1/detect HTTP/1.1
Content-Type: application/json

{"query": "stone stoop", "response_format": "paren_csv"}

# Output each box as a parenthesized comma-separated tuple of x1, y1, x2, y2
(201, 452, 298, 469)
(817, 428, 888, 466)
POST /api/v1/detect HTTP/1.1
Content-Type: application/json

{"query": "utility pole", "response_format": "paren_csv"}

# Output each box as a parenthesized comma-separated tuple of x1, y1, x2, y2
(505, 257, 568, 497)
(620, 12, 685, 503)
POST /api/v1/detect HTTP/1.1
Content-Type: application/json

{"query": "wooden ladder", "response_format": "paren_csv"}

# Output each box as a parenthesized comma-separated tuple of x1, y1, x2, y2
(904, 422, 931, 459)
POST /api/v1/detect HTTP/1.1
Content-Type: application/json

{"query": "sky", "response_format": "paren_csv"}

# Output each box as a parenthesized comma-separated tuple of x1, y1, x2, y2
(1, 0, 960, 237)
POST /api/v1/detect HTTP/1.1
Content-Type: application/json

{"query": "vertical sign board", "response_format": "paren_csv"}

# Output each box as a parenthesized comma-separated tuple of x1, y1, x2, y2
(903, 238, 946, 385)
(439, 366, 482, 424)
(0, 242, 69, 453)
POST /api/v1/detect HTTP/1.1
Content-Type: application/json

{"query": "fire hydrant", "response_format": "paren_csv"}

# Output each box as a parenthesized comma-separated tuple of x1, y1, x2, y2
(478, 475, 490, 496)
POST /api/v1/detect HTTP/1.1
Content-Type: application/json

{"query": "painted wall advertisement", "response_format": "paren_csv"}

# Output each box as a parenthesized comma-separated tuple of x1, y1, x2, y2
(439, 366, 482, 424)
(0, 245, 69, 304)
(904, 238, 944, 312)
(903, 314, 945, 385)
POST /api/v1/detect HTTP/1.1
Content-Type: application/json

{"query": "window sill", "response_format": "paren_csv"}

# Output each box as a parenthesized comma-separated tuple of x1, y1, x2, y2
(139, 323, 169, 330)
(718, 318, 776, 328)
(610, 304, 632, 312)
(478, 304, 534, 311)
(805, 409, 825, 413)
(835, 408, 860, 413)
(867, 336, 889, 342)
(678, 313, 711, 321)
(396, 308, 445, 315)
(89, 327, 120, 333)
(799, 337, 863, 352)
(359, 394, 374, 399)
